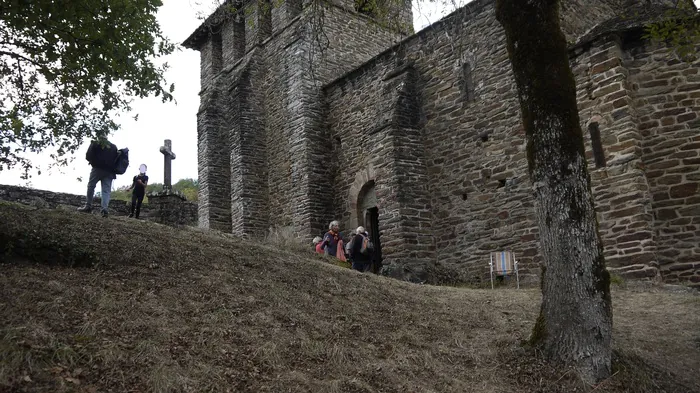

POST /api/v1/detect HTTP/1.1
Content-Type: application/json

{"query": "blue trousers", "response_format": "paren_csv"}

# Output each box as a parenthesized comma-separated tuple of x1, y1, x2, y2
(85, 167, 114, 213)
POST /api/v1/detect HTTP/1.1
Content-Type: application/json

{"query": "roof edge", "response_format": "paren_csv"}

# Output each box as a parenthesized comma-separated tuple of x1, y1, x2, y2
(183, 1, 241, 50)
(323, 0, 495, 91)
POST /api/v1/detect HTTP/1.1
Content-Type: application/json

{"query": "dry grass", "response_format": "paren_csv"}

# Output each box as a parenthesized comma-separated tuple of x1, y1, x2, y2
(0, 201, 698, 393)
(264, 225, 310, 253)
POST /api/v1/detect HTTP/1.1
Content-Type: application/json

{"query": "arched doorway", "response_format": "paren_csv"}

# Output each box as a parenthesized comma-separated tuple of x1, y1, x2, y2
(357, 181, 382, 273)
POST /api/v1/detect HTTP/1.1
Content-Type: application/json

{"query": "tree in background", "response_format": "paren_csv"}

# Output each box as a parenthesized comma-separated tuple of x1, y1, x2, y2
(645, 0, 700, 60)
(171, 178, 199, 201)
(495, 0, 611, 383)
(0, 0, 175, 178)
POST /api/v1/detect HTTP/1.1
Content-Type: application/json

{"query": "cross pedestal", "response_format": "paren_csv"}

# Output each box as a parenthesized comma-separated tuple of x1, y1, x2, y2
(159, 139, 176, 191)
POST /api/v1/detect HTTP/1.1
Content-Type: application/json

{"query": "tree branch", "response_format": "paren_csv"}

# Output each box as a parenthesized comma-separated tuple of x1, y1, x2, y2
(0, 49, 45, 70)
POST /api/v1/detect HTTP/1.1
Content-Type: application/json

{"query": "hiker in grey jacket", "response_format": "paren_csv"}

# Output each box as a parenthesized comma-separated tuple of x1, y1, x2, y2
(77, 139, 118, 217)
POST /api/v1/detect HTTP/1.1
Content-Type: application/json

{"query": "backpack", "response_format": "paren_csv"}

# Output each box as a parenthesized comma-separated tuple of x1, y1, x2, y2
(344, 235, 353, 256)
(360, 234, 373, 255)
(114, 148, 130, 175)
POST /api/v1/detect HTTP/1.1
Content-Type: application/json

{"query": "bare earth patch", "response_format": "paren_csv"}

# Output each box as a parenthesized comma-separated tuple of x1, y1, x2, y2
(0, 202, 698, 392)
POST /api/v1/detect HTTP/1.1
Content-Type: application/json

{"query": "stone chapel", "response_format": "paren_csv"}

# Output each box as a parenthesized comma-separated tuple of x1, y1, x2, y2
(184, 0, 700, 286)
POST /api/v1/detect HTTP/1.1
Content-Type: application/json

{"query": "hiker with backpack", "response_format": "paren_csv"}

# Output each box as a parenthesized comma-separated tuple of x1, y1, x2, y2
(349, 226, 374, 272)
(127, 164, 149, 219)
(313, 236, 324, 254)
(77, 139, 129, 218)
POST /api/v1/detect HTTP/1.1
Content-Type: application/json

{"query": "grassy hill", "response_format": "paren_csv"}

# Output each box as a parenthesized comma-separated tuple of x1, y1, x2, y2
(1, 201, 699, 393)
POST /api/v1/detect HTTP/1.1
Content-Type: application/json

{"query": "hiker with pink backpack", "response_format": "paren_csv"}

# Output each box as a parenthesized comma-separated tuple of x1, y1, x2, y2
(321, 220, 347, 261)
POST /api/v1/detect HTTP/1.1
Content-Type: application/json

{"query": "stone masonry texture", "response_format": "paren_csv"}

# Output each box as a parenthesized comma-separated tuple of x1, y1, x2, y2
(187, 0, 412, 240)
(186, 0, 700, 287)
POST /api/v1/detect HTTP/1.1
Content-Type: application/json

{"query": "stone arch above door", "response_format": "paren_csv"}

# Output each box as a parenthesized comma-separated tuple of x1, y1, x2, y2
(348, 165, 376, 230)
(358, 181, 377, 228)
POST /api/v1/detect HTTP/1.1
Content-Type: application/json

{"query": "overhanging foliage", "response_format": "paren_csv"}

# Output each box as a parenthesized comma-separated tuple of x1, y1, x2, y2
(0, 0, 175, 177)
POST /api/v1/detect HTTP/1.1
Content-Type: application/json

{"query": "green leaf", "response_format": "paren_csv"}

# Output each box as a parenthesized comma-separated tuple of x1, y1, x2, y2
(0, 0, 175, 177)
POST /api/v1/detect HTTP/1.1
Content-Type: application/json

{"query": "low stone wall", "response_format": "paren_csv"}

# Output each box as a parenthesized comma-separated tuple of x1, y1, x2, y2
(0, 184, 198, 227)
(148, 191, 199, 227)
(0, 184, 135, 215)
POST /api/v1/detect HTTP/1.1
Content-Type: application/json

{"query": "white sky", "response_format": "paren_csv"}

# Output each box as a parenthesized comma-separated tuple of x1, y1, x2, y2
(2, 0, 689, 194)
(0, 0, 451, 194)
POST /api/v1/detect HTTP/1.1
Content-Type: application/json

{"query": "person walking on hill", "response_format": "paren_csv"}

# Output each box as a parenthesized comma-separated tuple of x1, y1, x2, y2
(77, 139, 119, 218)
(349, 226, 373, 272)
(322, 220, 347, 261)
(127, 164, 149, 219)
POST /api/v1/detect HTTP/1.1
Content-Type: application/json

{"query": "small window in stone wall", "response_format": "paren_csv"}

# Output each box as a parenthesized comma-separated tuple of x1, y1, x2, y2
(588, 122, 606, 168)
(461, 62, 475, 102)
(233, 16, 246, 60)
(211, 33, 223, 74)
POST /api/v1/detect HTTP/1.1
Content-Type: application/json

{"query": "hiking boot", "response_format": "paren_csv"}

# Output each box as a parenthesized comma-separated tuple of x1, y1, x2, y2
(101, 210, 108, 218)
(128, 213, 134, 218)
(77, 205, 92, 213)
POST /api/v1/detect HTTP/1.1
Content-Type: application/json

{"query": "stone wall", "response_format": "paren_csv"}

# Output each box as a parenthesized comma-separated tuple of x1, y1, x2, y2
(571, 32, 700, 286)
(627, 39, 700, 285)
(189, 0, 413, 239)
(323, 0, 700, 286)
(570, 34, 659, 280)
(148, 192, 199, 227)
(197, 36, 231, 232)
(188, 0, 699, 287)
(326, 64, 435, 281)
(325, 0, 536, 282)
(0, 184, 135, 216)
(0, 184, 198, 228)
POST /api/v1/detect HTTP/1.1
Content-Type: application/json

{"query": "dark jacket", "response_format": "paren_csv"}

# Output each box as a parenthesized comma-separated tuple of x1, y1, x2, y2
(350, 233, 372, 263)
(132, 174, 149, 196)
(86, 140, 118, 173)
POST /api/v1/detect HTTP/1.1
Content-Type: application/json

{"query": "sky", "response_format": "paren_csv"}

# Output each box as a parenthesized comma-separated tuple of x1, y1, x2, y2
(0, 0, 453, 195)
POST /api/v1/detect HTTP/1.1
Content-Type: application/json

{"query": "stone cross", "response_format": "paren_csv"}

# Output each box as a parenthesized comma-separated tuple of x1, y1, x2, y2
(159, 139, 176, 191)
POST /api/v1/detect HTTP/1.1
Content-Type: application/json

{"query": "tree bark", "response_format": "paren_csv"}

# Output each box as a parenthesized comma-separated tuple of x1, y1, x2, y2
(495, 0, 613, 384)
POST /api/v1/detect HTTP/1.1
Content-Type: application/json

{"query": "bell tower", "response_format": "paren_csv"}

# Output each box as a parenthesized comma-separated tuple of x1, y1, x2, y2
(184, 0, 414, 237)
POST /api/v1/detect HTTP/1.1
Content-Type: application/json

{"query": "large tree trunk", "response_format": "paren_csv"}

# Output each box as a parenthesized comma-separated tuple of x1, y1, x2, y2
(495, 0, 613, 384)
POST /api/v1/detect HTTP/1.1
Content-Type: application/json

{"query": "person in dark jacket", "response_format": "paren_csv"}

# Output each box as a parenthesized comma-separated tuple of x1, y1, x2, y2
(127, 164, 149, 218)
(77, 139, 118, 217)
(349, 226, 373, 272)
